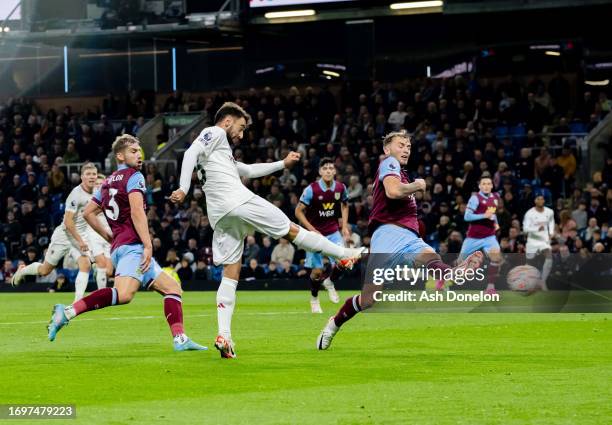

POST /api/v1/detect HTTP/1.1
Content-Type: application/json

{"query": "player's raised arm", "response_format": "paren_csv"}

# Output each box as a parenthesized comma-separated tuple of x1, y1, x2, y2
(383, 176, 425, 200)
(236, 160, 284, 178)
(236, 151, 300, 178)
(83, 200, 112, 243)
(170, 139, 207, 204)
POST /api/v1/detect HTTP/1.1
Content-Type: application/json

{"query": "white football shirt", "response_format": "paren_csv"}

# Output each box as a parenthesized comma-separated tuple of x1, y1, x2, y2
(62, 184, 94, 236)
(179, 125, 286, 229)
(523, 207, 555, 247)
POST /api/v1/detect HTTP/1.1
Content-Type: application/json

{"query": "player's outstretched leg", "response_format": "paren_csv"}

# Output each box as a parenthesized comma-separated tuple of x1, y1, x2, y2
(151, 272, 207, 351)
(317, 294, 362, 350)
(48, 286, 120, 341)
(288, 224, 367, 270)
(432, 251, 484, 289)
(12, 261, 54, 287)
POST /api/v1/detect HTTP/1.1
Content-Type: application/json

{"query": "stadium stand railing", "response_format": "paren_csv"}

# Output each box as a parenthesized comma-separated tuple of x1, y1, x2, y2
(585, 111, 612, 179)
(152, 111, 211, 163)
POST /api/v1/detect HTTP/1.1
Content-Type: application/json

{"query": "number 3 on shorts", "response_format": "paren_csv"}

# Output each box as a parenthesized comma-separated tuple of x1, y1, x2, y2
(105, 188, 119, 221)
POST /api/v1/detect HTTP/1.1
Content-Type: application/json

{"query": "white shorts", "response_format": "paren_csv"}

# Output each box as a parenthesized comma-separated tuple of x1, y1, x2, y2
(88, 230, 111, 259)
(45, 227, 86, 266)
(212, 195, 291, 265)
(526, 241, 551, 259)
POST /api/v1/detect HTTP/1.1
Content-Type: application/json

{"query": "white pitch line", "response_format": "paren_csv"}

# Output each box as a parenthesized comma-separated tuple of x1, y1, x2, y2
(0, 311, 310, 326)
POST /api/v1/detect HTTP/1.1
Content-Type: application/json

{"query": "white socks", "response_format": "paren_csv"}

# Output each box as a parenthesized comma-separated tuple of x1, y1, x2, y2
(96, 268, 107, 290)
(217, 277, 238, 340)
(293, 227, 345, 259)
(541, 258, 553, 290)
(173, 333, 188, 345)
(74, 271, 89, 301)
(20, 262, 42, 276)
(64, 305, 76, 320)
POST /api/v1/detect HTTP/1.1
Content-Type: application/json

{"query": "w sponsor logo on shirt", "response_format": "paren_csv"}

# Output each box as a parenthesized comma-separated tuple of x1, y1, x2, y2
(319, 202, 336, 217)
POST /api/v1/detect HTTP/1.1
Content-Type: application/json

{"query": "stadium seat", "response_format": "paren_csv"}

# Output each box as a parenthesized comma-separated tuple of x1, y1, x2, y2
(569, 122, 587, 134)
(510, 125, 526, 139)
(495, 126, 509, 138)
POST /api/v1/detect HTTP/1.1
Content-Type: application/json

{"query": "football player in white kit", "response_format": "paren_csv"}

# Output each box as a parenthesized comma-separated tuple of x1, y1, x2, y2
(12, 163, 106, 300)
(86, 173, 113, 288)
(522, 193, 556, 289)
(170, 102, 366, 358)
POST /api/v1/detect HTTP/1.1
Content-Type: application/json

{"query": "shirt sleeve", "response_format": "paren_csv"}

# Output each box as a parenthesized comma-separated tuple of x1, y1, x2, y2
(522, 210, 538, 233)
(341, 184, 350, 203)
(299, 185, 313, 205)
(378, 157, 401, 182)
(127, 172, 146, 194)
(92, 189, 102, 205)
(64, 189, 79, 213)
(236, 161, 285, 178)
(179, 136, 208, 194)
(464, 195, 486, 221)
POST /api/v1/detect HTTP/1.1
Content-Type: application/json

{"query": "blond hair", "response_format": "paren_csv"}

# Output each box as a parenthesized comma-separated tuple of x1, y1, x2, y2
(382, 130, 409, 147)
(80, 162, 97, 175)
(112, 134, 140, 156)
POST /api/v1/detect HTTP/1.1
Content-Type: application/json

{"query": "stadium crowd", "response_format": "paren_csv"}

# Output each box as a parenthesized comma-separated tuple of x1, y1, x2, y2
(1, 73, 611, 285)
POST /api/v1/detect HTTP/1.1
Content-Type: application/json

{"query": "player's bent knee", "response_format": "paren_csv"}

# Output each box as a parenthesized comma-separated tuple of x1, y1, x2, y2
(286, 223, 301, 240)
(151, 272, 183, 296)
(39, 263, 54, 276)
(487, 249, 503, 263)
(115, 288, 136, 304)
(310, 269, 323, 281)
(416, 250, 439, 265)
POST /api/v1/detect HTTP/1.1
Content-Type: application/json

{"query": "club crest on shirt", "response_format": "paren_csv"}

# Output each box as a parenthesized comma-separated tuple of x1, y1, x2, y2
(318, 195, 323, 200)
(335, 192, 341, 200)
(389, 163, 396, 170)
(203, 131, 212, 143)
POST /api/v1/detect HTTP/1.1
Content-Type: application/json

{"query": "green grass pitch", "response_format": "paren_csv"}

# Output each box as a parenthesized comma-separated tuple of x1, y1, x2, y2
(0, 291, 610, 425)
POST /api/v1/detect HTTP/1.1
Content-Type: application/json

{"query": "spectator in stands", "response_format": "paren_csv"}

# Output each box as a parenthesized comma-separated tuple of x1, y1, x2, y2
(63, 139, 80, 163)
(266, 261, 281, 278)
(557, 146, 577, 194)
(176, 252, 194, 282)
(387, 101, 407, 131)
(279, 260, 295, 278)
(572, 200, 588, 231)
(242, 258, 265, 280)
(243, 235, 260, 265)
(271, 238, 295, 265)
(1, 259, 14, 284)
(258, 236, 273, 265)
